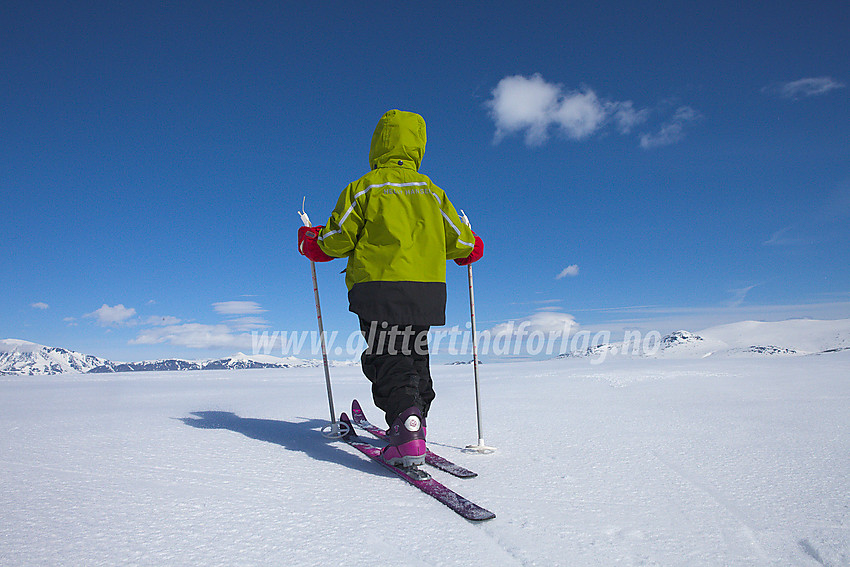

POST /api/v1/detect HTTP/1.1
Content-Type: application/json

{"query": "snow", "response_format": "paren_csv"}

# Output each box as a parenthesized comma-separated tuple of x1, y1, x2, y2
(558, 319, 850, 362)
(0, 338, 43, 353)
(0, 338, 109, 375)
(2, 350, 849, 566)
(5, 318, 850, 376)
(0, 340, 351, 375)
(698, 319, 850, 354)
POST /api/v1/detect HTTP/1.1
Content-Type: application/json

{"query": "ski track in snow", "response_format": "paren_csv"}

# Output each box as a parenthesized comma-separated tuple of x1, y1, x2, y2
(2, 353, 850, 566)
(649, 449, 770, 563)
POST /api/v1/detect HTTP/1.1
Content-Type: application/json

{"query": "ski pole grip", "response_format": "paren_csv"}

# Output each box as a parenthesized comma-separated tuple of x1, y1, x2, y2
(299, 196, 312, 227)
(299, 211, 312, 228)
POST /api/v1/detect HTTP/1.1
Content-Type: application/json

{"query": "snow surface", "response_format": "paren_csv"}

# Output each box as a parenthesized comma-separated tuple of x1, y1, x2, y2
(2, 352, 849, 566)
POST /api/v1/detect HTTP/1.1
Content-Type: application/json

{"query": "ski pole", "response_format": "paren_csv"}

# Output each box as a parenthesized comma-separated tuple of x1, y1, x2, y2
(460, 210, 496, 454)
(299, 199, 348, 439)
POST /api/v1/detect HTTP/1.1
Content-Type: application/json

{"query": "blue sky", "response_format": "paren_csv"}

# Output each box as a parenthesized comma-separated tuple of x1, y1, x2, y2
(3, 1, 849, 361)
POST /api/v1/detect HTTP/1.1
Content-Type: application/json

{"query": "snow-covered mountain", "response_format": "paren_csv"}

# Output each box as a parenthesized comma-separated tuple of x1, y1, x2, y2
(5, 318, 850, 375)
(0, 340, 344, 376)
(659, 318, 850, 358)
(560, 318, 850, 360)
(0, 339, 111, 375)
(87, 352, 315, 374)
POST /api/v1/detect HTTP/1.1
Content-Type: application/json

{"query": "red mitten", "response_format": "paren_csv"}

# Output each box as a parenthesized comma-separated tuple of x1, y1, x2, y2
(298, 226, 335, 262)
(454, 233, 484, 266)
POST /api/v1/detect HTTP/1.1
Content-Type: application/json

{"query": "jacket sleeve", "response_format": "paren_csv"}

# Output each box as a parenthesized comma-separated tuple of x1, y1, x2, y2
(439, 189, 476, 260)
(318, 181, 364, 257)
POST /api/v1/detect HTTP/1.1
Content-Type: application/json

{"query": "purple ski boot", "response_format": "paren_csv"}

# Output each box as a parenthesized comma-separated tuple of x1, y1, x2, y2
(381, 406, 426, 468)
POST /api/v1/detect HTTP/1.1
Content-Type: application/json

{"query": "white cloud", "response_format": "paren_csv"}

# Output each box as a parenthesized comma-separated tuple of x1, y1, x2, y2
(487, 74, 709, 149)
(489, 311, 578, 337)
(85, 304, 137, 327)
(31, 302, 50, 310)
(640, 123, 685, 149)
(226, 317, 272, 332)
(639, 106, 702, 149)
(130, 323, 253, 350)
(551, 89, 607, 140)
(129, 302, 270, 349)
(607, 100, 649, 134)
(488, 74, 560, 145)
(213, 301, 270, 332)
(672, 106, 701, 122)
(487, 74, 646, 146)
(212, 301, 267, 315)
(556, 265, 580, 279)
(727, 284, 759, 308)
(763, 226, 809, 246)
(763, 76, 846, 100)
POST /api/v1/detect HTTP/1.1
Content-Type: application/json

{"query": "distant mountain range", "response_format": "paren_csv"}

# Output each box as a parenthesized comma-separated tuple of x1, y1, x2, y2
(561, 318, 850, 360)
(0, 339, 344, 376)
(3, 318, 849, 375)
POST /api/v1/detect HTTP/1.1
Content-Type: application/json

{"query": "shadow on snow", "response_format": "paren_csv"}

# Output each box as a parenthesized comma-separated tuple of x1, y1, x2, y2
(178, 411, 391, 478)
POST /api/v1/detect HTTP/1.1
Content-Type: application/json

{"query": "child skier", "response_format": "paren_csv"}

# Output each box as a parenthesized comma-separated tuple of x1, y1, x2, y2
(297, 109, 483, 467)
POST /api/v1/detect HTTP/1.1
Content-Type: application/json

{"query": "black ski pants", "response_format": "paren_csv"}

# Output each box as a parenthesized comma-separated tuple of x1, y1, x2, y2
(359, 318, 434, 427)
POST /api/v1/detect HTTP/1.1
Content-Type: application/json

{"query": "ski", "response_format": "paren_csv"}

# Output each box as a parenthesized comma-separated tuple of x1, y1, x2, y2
(350, 399, 478, 478)
(339, 413, 495, 521)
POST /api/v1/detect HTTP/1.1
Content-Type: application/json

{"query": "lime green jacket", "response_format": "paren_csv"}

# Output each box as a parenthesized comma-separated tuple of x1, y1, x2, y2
(317, 109, 475, 325)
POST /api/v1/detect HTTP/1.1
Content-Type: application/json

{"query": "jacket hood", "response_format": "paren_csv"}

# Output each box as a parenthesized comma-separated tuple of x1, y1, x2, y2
(369, 110, 427, 171)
